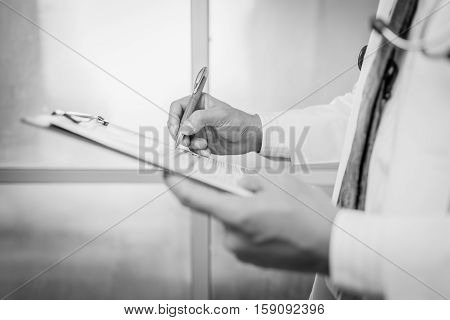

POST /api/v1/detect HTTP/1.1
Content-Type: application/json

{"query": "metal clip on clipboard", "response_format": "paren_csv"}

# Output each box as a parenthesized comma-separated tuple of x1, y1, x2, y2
(52, 109, 110, 126)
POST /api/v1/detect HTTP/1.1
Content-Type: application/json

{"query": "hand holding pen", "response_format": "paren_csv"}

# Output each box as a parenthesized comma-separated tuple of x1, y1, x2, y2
(167, 67, 263, 157)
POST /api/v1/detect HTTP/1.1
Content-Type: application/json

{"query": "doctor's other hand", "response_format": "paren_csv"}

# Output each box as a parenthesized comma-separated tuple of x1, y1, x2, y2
(164, 173, 337, 274)
(167, 94, 262, 156)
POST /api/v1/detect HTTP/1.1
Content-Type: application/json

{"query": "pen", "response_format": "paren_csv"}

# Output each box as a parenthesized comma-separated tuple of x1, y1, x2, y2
(175, 66, 208, 149)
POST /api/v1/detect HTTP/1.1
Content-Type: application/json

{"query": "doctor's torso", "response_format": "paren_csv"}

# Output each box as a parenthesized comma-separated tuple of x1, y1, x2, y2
(334, 0, 450, 217)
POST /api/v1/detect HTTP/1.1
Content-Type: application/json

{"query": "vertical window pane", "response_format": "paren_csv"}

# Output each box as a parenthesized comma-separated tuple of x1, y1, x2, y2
(0, 0, 191, 168)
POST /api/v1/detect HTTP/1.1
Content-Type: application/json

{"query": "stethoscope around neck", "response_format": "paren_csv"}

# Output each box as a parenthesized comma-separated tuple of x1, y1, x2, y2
(370, 0, 450, 61)
(371, 18, 450, 60)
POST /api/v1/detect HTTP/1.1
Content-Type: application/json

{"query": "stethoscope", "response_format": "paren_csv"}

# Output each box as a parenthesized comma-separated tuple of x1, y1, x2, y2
(371, 1, 450, 60)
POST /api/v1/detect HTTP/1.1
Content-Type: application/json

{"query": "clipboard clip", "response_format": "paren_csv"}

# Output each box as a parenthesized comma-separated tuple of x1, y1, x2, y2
(52, 109, 109, 126)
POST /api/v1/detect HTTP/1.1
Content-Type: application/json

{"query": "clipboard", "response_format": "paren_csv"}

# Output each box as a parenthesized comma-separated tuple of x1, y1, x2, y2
(22, 110, 253, 197)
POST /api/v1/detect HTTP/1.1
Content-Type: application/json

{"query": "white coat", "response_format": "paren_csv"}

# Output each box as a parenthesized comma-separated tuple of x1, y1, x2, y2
(259, 0, 450, 299)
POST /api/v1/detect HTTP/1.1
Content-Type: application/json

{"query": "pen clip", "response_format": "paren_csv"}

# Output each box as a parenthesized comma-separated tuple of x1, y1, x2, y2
(193, 66, 208, 94)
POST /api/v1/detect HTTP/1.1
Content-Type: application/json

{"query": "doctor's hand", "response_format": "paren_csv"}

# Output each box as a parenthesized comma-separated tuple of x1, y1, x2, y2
(164, 173, 337, 274)
(167, 94, 262, 156)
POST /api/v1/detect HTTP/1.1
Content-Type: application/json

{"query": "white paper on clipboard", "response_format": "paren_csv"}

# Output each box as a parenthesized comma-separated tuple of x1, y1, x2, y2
(22, 113, 253, 197)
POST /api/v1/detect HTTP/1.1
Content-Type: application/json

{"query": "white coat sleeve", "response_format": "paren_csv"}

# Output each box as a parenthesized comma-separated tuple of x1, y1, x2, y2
(330, 210, 450, 299)
(258, 92, 353, 165)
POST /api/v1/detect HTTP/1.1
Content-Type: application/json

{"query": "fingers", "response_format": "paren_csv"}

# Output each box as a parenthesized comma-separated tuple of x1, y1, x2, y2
(189, 137, 211, 157)
(181, 135, 190, 148)
(194, 149, 212, 158)
(179, 109, 222, 135)
(164, 174, 246, 226)
(168, 96, 190, 139)
(190, 137, 208, 150)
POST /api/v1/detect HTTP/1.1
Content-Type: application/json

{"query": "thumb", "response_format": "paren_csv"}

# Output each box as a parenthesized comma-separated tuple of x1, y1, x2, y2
(180, 109, 220, 135)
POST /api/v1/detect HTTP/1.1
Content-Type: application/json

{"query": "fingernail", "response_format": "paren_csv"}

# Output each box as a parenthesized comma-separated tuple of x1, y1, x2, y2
(181, 136, 190, 147)
(180, 121, 194, 135)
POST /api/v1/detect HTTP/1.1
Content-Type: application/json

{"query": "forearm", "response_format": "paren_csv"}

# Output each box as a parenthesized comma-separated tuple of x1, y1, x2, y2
(258, 92, 353, 164)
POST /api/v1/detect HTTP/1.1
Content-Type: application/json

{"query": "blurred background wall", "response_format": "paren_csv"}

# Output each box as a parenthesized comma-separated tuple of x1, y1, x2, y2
(210, 0, 377, 113)
(0, 0, 377, 299)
